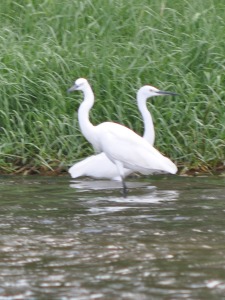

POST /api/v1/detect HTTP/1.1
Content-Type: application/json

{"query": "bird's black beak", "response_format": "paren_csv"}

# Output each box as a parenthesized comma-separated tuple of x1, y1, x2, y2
(156, 90, 178, 96)
(67, 84, 77, 93)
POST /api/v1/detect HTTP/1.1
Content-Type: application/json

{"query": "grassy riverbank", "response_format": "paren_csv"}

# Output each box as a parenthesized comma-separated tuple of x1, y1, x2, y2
(0, 0, 225, 175)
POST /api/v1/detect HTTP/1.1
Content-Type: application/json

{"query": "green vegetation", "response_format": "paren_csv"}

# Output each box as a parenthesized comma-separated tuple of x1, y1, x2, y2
(0, 0, 225, 174)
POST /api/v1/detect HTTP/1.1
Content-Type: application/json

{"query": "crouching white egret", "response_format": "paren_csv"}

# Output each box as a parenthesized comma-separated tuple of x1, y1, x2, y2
(68, 78, 177, 197)
(68, 84, 157, 181)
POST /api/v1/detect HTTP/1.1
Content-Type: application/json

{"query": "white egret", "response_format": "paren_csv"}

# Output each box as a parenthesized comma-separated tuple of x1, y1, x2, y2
(68, 78, 177, 197)
(68, 85, 156, 181)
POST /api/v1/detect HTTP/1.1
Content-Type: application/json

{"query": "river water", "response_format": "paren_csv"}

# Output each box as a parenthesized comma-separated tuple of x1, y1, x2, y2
(0, 174, 225, 299)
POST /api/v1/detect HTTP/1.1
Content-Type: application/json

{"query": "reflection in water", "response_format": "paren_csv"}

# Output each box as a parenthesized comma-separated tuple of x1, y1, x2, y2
(108, 190, 179, 203)
(0, 175, 225, 299)
(87, 190, 179, 216)
(69, 179, 151, 190)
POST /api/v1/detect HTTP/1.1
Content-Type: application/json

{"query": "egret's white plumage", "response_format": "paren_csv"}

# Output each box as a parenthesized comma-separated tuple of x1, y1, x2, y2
(68, 85, 156, 181)
(68, 78, 177, 196)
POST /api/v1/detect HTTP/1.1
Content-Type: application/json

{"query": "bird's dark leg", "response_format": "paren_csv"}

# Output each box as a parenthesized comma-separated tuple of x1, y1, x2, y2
(114, 160, 128, 198)
(122, 178, 127, 198)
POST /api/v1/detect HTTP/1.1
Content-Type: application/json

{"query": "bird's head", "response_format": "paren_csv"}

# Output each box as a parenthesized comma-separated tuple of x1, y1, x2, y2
(68, 78, 88, 92)
(137, 85, 177, 99)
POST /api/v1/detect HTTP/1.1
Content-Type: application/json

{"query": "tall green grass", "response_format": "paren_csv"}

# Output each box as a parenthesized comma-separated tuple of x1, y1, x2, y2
(0, 0, 225, 173)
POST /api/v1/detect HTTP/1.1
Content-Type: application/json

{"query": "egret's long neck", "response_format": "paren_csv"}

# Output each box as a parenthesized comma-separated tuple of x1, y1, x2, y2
(78, 85, 97, 148)
(137, 93, 155, 145)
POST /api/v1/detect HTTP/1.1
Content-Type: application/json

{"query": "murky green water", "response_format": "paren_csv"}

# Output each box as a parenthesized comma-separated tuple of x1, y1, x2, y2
(0, 174, 225, 299)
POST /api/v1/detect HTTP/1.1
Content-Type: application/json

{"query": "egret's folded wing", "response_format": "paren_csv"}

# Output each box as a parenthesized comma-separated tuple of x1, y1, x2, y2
(98, 123, 177, 175)
(68, 153, 120, 179)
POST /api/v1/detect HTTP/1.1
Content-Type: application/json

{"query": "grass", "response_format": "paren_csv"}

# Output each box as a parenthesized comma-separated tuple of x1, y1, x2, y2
(0, 0, 225, 174)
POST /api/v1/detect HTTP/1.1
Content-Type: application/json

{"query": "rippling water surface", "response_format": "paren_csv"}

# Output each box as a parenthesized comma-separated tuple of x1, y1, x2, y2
(0, 174, 225, 299)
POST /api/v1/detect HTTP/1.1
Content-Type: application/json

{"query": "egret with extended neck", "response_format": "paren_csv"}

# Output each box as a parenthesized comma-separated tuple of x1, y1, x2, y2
(68, 78, 177, 197)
